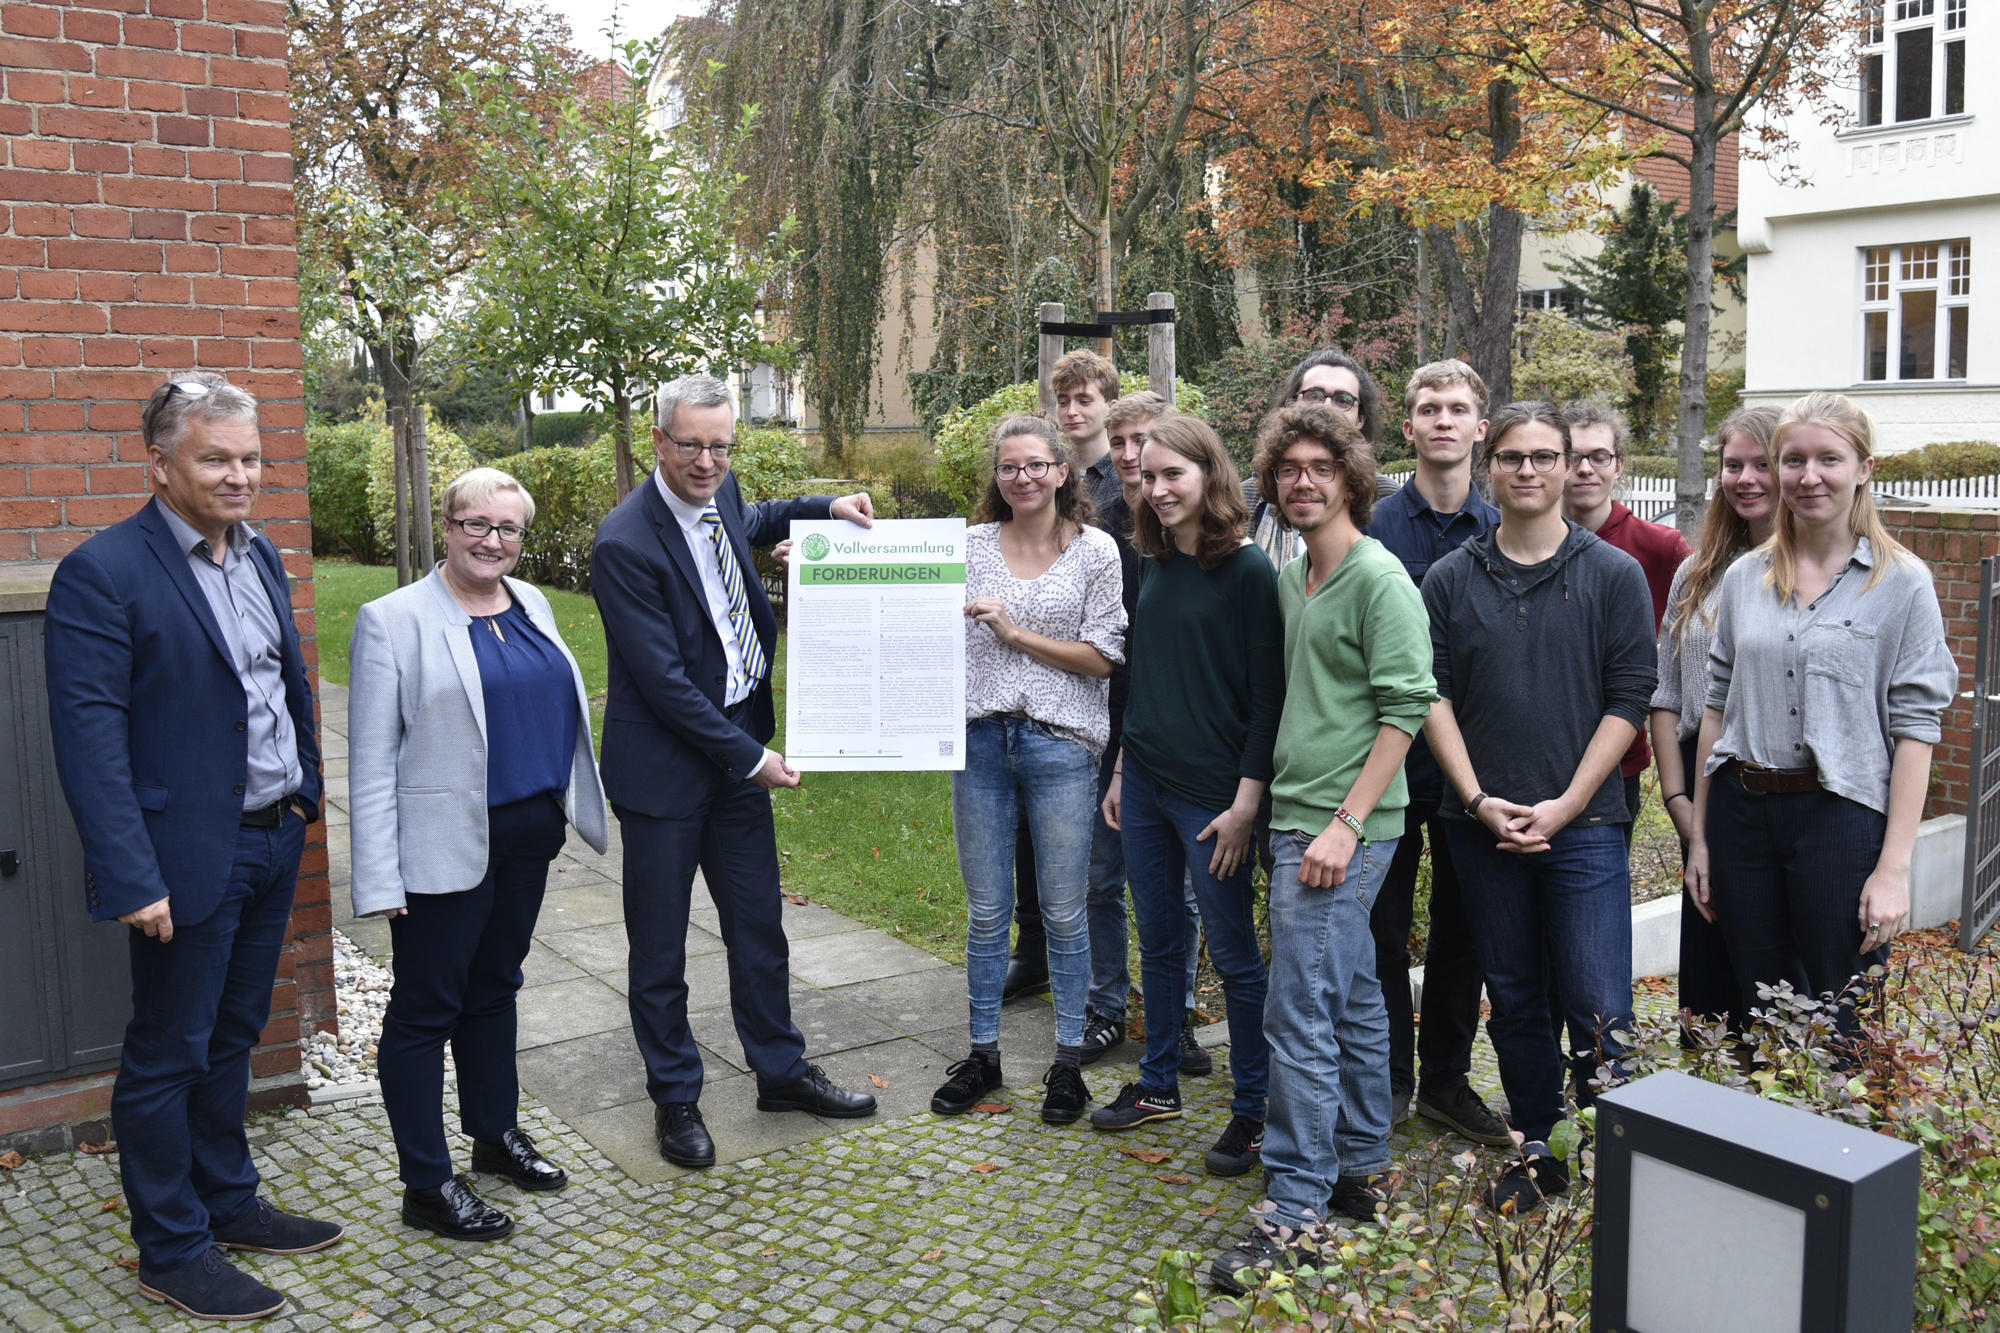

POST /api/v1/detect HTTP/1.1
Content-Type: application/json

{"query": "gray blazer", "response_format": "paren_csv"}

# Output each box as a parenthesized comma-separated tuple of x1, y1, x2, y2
(348, 567, 610, 916)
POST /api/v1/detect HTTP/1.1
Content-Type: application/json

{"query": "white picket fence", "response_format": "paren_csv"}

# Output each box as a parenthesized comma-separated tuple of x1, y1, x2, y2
(1380, 472, 2000, 524)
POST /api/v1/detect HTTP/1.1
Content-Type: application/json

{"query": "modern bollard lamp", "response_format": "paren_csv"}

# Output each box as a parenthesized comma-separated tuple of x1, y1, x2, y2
(1592, 1070, 1919, 1333)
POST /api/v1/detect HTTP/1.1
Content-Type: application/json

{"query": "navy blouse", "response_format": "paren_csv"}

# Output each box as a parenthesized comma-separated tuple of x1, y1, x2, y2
(467, 600, 578, 808)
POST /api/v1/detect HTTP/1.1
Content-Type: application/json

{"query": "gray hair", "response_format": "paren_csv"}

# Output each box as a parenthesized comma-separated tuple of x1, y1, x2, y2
(141, 373, 258, 456)
(1563, 399, 1630, 458)
(654, 374, 736, 433)
(441, 466, 536, 527)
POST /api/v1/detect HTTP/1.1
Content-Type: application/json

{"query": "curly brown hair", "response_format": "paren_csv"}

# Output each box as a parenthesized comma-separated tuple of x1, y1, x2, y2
(1253, 403, 1377, 532)
(973, 414, 1097, 530)
(1130, 414, 1247, 570)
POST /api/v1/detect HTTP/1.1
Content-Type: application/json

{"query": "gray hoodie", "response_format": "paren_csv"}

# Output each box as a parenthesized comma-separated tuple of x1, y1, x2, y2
(1420, 520, 1657, 826)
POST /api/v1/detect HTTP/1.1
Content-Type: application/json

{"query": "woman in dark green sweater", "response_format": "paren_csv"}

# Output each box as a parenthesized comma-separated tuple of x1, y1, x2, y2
(1092, 414, 1285, 1179)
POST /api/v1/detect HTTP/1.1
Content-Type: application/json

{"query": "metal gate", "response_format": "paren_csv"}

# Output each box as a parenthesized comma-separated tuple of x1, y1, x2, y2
(1960, 555, 2000, 949)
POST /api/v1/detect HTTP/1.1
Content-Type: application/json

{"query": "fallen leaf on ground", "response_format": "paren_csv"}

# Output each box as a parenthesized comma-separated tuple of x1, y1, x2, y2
(760, 1248, 779, 1257)
(350, 1305, 371, 1320)
(115, 1258, 139, 1271)
(1198, 1206, 1218, 1217)
(970, 1102, 1011, 1114)
(921, 1248, 944, 1261)
(970, 1162, 999, 1174)
(78, 1141, 116, 1155)
(98, 1197, 122, 1213)
(1116, 1147, 1171, 1164)
(0, 1151, 23, 1170)
(1156, 1173, 1192, 1185)
(871, 847, 881, 859)
(869, 1074, 889, 1090)
(784, 891, 810, 905)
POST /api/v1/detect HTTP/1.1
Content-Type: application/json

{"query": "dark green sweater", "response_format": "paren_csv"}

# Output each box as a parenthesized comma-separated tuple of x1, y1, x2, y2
(1120, 543, 1285, 811)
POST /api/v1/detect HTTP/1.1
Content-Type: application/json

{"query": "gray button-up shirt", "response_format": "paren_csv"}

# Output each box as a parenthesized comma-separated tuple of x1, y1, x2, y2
(158, 503, 301, 811)
(1705, 537, 1957, 814)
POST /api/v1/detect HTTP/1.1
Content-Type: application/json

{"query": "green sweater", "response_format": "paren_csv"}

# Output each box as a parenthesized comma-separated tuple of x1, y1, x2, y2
(1271, 536, 1438, 843)
(1120, 543, 1285, 812)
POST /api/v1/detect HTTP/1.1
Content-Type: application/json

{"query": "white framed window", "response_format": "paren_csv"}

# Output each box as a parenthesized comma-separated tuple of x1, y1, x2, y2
(1861, 240, 1971, 381)
(1516, 285, 1581, 318)
(1861, 0, 1967, 126)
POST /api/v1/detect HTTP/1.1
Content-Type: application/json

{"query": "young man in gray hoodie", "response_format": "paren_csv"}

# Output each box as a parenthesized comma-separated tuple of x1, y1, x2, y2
(1420, 400, 1656, 1214)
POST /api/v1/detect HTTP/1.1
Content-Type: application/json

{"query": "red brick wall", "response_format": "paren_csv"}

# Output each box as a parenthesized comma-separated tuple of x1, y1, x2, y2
(0, 0, 333, 1148)
(1882, 508, 2000, 819)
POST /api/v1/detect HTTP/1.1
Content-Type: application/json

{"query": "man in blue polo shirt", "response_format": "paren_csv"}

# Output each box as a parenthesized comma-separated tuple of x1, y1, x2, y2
(1366, 359, 1510, 1148)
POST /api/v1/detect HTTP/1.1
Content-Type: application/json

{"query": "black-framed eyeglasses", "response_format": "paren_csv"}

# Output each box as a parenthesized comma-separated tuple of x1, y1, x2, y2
(664, 435, 732, 461)
(1490, 450, 1569, 474)
(449, 517, 529, 544)
(1276, 461, 1339, 484)
(995, 460, 1057, 481)
(1297, 386, 1360, 410)
(1573, 449, 1618, 470)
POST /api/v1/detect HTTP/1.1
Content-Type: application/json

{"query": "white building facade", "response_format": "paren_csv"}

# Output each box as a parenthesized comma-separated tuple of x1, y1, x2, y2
(1738, 0, 1998, 450)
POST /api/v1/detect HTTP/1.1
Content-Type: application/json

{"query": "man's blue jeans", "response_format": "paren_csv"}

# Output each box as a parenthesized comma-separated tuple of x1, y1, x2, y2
(1262, 828, 1399, 1233)
(1088, 747, 1201, 1021)
(1441, 819, 1634, 1144)
(1120, 757, 1267, 1117)
(954, 716, 1096, 1049)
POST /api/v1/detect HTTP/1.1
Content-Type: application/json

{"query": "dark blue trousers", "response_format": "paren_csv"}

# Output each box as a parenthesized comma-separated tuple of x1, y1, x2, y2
(116, 813, 305, 1271)
(378, 793, 567, 1189)
(617, 748, 807, 1104)
(1676, 736, 1745, 1031)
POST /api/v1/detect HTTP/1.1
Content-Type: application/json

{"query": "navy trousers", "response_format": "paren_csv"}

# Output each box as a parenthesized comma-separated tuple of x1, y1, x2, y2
(378, 793, 568, 1189)
(1372, 784, 1483, 1100)
(617, 731, 808, 1104)
(116, 813, 305, 1271)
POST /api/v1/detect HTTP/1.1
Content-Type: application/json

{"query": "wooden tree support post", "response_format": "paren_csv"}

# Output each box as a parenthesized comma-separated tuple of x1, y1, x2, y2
(1147, 291, 1175, 405)
(1038, 302, 1065, 415)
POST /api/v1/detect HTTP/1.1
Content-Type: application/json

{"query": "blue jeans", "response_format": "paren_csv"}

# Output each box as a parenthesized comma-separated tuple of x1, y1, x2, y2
(1088, 748, 1202, 1020)
(1120, 757, 1267, 1117)
(954, 716, 1096, 1048)
(1442, 819, 1635, 1144)
(1262, 829, 1399, 1233)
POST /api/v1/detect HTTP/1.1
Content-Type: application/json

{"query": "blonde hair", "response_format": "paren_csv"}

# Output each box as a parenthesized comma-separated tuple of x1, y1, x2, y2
(1765, 391, 1906, 604)
(1403, 359, 1489, 417)
(1670, 405, 1780, 647)
(442, 466, 537, 527)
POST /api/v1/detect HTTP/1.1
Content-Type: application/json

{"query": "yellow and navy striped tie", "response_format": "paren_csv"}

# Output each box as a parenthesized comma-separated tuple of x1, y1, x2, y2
(701, 503, 767, 687)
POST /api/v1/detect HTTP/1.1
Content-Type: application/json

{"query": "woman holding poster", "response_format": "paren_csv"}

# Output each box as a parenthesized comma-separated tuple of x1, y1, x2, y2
(932, 415, 1127, 1127)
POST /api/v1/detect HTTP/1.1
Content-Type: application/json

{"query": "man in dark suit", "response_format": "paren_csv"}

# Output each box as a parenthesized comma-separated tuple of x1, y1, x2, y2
(44, 374, 340, 1323)
(592, 373, 879, 1169)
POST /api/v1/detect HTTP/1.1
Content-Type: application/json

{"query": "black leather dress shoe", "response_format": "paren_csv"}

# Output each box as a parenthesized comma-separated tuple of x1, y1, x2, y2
(655, 1101, 715, 1168)
(401, 1175, 514, 1242)
(756, 1063, 878, 1118)
(471, 1128, 568, 1192)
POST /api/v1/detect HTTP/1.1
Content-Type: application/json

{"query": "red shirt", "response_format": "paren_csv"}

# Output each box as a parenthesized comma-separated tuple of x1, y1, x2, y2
(1594, 503, 1691, 777)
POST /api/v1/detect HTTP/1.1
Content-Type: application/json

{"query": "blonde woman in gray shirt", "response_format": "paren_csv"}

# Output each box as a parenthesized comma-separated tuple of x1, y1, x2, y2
(1685, 393, 1956, 1042)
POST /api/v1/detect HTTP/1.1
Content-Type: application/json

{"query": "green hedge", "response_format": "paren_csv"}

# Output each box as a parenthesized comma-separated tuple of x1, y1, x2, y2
(366, 419, 477, 565)
(506, 437, 619, 591)
(1623, 452, 1720, 479)
(306, 421, 383, 563)
(531, 410, 603, 449)
(1872, 441, 2000, 482)
(933, 374, 1208, 517)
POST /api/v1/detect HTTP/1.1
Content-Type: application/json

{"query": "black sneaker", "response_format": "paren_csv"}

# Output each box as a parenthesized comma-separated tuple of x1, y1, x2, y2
(1204, 1115, 1264, 1177)
(1089, 1081, 1181, 1129)
(1179, 1013, 1214, 1077)
(1415, 1080, 1512, 1148)
(137, 1245, 287, 1321)
(1326, 1171, 1396, 1226)
(211, 1195, 345, 1255)
(1208, 1226, 1299, 1295)
(1040, 1062, 1091, 1124)
(1078, 1009, 1126, 1065)
(931, 1052, 1003, 1116)
(1484, 1147, 1570, 1215)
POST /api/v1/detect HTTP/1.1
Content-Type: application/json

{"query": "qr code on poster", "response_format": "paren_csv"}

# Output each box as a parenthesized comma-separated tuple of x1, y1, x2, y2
(938, 740, 954, 757)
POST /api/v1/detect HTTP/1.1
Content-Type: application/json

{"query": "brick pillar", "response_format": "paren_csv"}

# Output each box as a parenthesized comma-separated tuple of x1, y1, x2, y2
(0, 0, 332, 1145)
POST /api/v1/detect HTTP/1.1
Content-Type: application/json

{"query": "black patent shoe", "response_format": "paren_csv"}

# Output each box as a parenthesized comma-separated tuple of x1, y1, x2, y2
(137, 1245, 287, 1321)
(655, 1101, 715, 1168)
(756, 1063, 878, 1118)
(471, 1128, 568, 1192)
(401, 1175, 514, 1241)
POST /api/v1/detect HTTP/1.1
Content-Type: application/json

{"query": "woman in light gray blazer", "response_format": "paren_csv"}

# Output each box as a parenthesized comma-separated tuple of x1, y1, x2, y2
(349, 467, 608, 1243)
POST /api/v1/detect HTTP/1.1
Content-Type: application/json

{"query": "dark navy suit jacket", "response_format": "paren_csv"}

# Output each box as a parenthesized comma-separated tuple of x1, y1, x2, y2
(591, 472, 832, 819)
(44, 498, 322, 926)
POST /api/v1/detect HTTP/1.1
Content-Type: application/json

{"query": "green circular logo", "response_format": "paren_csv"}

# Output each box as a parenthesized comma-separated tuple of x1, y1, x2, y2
(802, 533, 831, 561)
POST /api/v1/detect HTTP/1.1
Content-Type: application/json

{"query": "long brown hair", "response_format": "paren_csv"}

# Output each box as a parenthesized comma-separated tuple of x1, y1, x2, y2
(1766, 391, 1908, 604)
(1669, 405, 1779, 647)
(1131, 414, 1247, 570)
(973, 414, 1096, 531)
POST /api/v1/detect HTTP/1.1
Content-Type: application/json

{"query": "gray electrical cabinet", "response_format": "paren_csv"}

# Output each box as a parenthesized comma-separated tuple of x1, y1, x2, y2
(0, 568, 131, 1092)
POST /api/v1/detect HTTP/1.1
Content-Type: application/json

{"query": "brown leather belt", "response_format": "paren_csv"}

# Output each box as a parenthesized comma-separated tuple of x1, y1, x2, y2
(1722, 759, 1823, 796)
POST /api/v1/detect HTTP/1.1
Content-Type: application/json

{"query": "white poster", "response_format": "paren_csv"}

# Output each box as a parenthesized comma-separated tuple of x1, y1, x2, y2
(784, 517, 967, 771)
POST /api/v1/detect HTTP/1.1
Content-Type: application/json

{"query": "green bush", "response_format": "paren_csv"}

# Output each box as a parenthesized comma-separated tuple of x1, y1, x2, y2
(1872, 440, 2000, 483)
(1623, 452, 1720, 479)
(1705, 366, 1746, 435)
(731, 424, 818, 502)
(460, 417, 523, 463)
(307, 421, 384, 562)
(933, 374, 1208, 517)
(504, 437, 618, 592)
(366, 415, 478, 568)
(908, 369, 1008, 439)
(531, 410, 604, 449)
(1514, 311, 1637, 407)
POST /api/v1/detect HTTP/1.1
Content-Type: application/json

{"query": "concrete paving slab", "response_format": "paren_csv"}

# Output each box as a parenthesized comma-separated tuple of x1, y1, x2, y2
(535, 879, 629, 931)
(520, 938, 587, 989)
(687, 984, 900, 1070)
(544, 854, 616, 895)
(515, 977, 631, 1050)
(514, 1027, 653, 1119)
(539, 919, 631, 974)
(571, 1072, 842, 1183)
(795, 1037, 960, 1122)
(827, 967, 976, 1035)
(777, 899, 870, 939)
(786, 930, 950, 989)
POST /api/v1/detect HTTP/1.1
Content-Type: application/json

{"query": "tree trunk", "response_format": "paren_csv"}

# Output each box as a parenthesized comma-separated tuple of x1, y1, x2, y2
(519, 393, 536, 453)
(1414, 226, 1429, 365)
(612, 385, 636, 500)
(1096, 198, 1117, 361)
(409, 394, 435, 572)
(391, 390, 410, 588)
(1675, 82, 1722, 537)
(1467, 76, 1524, 407)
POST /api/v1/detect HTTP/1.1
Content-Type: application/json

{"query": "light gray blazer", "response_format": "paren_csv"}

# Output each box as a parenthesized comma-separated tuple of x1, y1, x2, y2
(348, 566, 610, 916)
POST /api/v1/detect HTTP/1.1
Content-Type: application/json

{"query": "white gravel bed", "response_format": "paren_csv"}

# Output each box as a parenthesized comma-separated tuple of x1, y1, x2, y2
(300, 928, 451, 1095)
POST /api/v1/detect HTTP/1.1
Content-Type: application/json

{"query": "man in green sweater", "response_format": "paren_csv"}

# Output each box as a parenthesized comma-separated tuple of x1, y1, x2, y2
(1211, 403, 1438, 1294)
